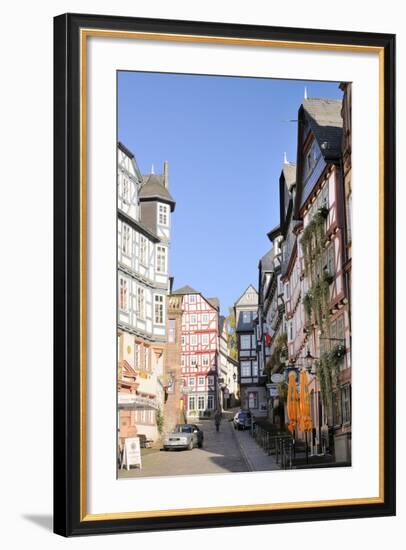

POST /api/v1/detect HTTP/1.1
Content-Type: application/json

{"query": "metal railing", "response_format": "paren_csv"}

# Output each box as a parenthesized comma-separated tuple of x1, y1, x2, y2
(252, 424, 294, 470)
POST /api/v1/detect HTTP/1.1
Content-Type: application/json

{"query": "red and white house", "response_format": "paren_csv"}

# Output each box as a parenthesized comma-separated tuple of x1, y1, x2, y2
(170, 285, 220, 418)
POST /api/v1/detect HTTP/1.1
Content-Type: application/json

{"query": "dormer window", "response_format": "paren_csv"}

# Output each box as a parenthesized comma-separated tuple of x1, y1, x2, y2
(158, 204, 169, 226)
(304, 140, 320, 180)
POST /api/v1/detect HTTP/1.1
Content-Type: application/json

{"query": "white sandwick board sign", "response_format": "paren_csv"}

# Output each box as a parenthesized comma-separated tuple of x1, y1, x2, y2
(122, 437, 142, 470)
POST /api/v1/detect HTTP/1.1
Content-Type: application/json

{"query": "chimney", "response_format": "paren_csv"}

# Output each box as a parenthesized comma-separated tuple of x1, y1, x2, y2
(163, 161, 168, 188)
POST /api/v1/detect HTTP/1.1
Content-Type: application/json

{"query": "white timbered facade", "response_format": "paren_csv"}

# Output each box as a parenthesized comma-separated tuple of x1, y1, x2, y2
(117, 142, 176, 446)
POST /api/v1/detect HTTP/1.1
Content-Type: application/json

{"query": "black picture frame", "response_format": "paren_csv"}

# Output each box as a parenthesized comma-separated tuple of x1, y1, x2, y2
(54, 12, 396, 537)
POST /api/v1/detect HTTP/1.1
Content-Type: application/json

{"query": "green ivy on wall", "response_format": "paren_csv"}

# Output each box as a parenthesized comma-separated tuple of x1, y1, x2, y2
(301, 207, 331, 333)
(315, 344, 345, 408)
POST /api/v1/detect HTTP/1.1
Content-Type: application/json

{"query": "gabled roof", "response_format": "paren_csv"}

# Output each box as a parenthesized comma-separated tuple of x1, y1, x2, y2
(171, 285, 200, 295)
(294, 97, 343, 218)
(303, 98, 343, 160)
(140, 174, 176, 211)
(234, 284, 258, 307)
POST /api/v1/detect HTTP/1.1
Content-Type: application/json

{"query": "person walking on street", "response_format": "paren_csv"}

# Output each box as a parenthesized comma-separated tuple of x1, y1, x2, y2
(214, 410, 222, 432)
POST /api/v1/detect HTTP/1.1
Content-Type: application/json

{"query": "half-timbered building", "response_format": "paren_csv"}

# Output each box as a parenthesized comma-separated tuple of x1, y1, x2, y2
(117, 142, 176, 447)
(170, 286, 220, 418)
(293, 98, 351, 461)
(234, 285, 267, 416)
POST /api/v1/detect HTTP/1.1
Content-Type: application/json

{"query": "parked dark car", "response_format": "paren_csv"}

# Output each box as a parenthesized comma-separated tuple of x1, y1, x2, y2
(233, 410, 253, 430)
(163, 424, 204, 451)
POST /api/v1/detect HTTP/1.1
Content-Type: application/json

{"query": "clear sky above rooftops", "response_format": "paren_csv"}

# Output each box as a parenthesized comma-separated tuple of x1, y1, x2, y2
(118, 71, 343, 315)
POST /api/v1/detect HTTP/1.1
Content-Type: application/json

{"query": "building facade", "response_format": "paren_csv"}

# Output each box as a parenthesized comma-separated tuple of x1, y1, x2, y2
(170, 286, 220, 418)
(117, 142, 175, 447)
(234, 285, 267, 416)
(218, 317, 239, 409)
(255, 93, 352, 464)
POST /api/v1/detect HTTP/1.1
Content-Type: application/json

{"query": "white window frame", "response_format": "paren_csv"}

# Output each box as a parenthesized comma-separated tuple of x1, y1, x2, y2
(202, 355, 209, 367)
(241, 361, 251, 377)
(202, 313, 209, 323)
(158, 203, 169, 226)
(119, 276, 129, 312)
(197, 394, 205, 411)
(240, 335, 251, 349)
(190, 334, 198, 346)
(139, 235, 147, 266)
(190, 314, 197, 325)
(189, 295, 196, 303)
(188, 396, 196, 411)
(137, 286, 145, 320)
(207, 375, 214, 386)
(202, 334, 209, 345)
(122, 223, 131, 256)
(154, 294, 164, 325)
(207, 395, 214, 410)
(198, 376, 205, 386)
(156, 245, 167, 273)
(188, 377, 195, 386)
(190, 355, 197, 367)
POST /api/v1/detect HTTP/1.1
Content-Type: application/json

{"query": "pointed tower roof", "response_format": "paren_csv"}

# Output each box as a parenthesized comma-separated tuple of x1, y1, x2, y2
(139, 173, 176, 211)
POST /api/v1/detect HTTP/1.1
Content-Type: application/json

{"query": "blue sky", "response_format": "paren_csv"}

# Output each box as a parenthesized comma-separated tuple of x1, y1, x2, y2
(118, 72, 342, 315)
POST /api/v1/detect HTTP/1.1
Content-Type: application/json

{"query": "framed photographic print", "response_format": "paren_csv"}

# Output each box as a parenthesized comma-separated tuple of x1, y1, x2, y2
(53, 13, 396, 536)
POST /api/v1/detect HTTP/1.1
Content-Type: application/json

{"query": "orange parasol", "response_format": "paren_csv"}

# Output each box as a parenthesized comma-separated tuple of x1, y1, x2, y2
(287, 370, 299, 433)
(299, 369, 313, 433)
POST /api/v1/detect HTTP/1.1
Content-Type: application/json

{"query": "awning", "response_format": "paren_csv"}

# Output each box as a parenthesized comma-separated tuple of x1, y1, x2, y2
(118, 393, 160, 410)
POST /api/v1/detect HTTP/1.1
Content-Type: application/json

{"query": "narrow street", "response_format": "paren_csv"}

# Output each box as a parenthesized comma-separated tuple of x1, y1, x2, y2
(118, 409, 282, 479)
(119, 415, 251, 478)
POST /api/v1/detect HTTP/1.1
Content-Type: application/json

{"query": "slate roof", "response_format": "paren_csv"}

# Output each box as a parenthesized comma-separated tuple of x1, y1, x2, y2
(236, 311, 256, 332)
(283, 162, 296, 191)
(207, 298, 220, 311)
(140, 174, 176, 210)
(171, 285, 200, 295)
(259, 249, 274, 272)
(303, 98, 343, 160)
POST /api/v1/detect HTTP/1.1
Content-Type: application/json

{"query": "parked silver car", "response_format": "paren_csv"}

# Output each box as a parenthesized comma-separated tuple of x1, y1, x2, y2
(163, 424, 204, 451)
(233, 410, 253, 430)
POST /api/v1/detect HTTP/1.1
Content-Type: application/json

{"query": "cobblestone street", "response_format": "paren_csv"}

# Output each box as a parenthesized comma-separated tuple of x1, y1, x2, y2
(118, 416, 251, 478)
